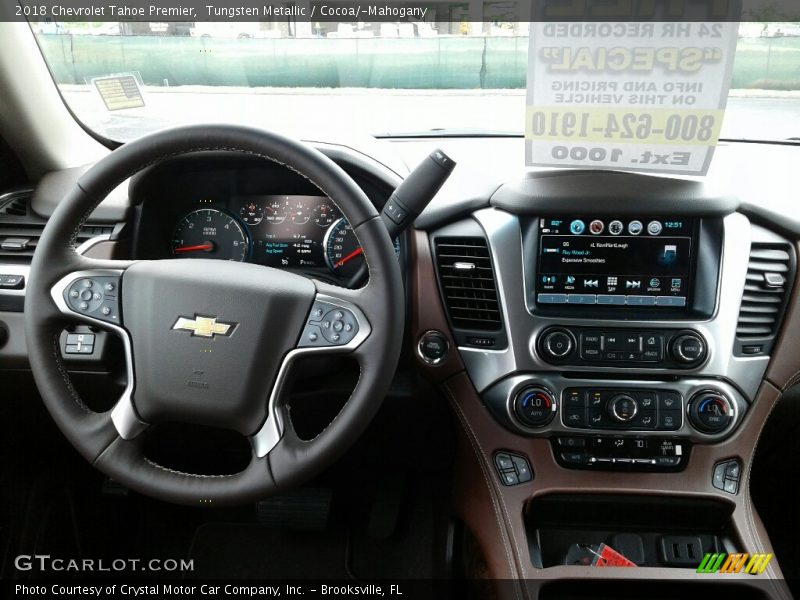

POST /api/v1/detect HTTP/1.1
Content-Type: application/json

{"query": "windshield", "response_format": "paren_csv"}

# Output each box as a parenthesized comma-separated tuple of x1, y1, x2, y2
(33, 20, 800, 143)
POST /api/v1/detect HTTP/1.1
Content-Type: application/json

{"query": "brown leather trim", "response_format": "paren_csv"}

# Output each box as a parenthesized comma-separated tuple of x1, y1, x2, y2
(442, 372, 791, 598)
(408, 229, 464, 381)
(766, 241, 800, 391)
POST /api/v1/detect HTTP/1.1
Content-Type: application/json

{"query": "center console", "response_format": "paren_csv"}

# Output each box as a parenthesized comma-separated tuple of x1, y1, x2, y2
(430, 202, 793, 474)
(419, 172, 797, 592)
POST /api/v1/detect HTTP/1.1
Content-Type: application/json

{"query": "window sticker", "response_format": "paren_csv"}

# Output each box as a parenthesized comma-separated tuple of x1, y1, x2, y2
(525, 21, 739, 175)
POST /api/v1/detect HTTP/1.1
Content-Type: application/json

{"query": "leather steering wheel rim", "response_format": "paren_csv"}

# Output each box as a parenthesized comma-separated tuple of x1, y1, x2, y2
(24, 125, 404, 506)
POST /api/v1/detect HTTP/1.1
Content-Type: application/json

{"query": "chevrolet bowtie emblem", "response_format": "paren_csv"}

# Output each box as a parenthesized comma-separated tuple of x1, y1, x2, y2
(172, 315, 236, 338)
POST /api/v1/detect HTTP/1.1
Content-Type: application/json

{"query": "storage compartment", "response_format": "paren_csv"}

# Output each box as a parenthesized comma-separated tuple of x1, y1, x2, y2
(540, 580, 769, 600)
(527, 494, 739, 569)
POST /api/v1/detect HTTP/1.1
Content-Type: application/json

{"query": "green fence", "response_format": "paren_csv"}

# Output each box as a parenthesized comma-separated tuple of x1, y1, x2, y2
(38, 34, 800, 90)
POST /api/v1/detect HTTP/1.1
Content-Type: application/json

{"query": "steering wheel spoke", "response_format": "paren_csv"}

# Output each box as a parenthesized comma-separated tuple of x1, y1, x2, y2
(250, 286, 372, 458)
(49, 260, 149, 441)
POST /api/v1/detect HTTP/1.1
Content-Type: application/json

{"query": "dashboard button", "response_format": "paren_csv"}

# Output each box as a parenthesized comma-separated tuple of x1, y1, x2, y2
(568, 294, 597, 305)
(563, 389, 586, 407)
(658, 391, 681, 410)
(596, 294, 626, 305)
(657, 296, 687, 307)
(608, 394, 639, 423)
(672, 333, 707, 365)
(634, 391, 656, 410)
(688, 392, 733, 433)
(418, 331, 449, 365)
(557, 436, 586, 448)
(626, 295, 657, 306)
(587, 409, 604, 426)
(563, 407, 587, 427)
(582, 333, 601, 347)
(537, 293, 568, 304)
(658, 411, 681, 430)
(581, 348, 602, 360)
(560, 452, 588, 465)
(540, 329, 575, 361)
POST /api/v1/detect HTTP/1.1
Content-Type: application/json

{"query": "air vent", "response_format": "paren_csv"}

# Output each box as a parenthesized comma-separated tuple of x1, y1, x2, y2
(736, 244, 793, 339)
(0, 191, 115, 261)
(435, 236, 502, 331)
(0, 195, 30, 217)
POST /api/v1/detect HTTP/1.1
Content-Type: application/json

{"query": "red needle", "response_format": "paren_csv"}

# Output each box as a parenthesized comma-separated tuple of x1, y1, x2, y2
(174, 243, 213, 253)
(334, 247, 363, 268)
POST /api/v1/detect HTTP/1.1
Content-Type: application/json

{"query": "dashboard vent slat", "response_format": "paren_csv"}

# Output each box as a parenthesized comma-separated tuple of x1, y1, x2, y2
(736, 242, 793, 340)
(0, 190, 116, 262)
(434, 236, 502, 332)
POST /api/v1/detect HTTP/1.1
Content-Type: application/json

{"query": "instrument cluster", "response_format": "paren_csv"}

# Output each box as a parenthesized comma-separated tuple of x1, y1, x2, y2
(170, 195, 383, 278)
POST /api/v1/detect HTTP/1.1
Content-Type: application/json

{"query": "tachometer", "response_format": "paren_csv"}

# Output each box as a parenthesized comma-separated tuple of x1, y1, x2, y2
(172, 208, 249, 262)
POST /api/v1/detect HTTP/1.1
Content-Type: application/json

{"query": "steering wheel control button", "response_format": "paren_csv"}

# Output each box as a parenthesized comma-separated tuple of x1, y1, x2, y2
(712, 459, 741, 494)
(671, 332, 707, 365)
(418, 331, 449, 365)
(299, 301, 360, 348)
(64, 332, 96, 355)
(689, 391, 734, 434)
(494, 451, 534, 486)
(64, 275, 121, 325)
(514, 386, 556, 428)
(539, 327, 575, 362)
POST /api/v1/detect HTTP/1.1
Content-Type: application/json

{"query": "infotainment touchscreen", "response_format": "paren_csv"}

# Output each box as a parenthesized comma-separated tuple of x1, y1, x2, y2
(536, 217, 695, 308)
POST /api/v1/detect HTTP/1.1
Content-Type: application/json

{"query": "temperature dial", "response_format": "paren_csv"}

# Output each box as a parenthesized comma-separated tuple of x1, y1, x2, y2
(688, 391, 734, 433)
(514, 386, 556, 428)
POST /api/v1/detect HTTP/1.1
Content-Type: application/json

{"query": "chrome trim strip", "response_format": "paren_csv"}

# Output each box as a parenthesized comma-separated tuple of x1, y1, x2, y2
(250, 291, 371, 458)
(463, 209, 769, 401)
(50, 268, 147, 439)
(486, 374, 743, 443)
(75, 233, 112, 256)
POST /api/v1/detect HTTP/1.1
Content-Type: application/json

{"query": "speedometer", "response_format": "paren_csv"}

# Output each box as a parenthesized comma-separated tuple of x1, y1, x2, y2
(324, 218, 363, 278)
(172, 209, 249, 262)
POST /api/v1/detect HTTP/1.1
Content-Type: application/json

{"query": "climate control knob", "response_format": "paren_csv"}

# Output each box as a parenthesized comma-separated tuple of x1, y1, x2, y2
(670, 333, 707, 366)
(539, 328, 575, 361)
(607, 394, 639, 423)
(514, 386, 556, 428)
(688, 391, 734, 433)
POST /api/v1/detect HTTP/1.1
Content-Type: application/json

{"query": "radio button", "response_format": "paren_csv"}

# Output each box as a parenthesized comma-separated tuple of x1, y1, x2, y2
(596, 294, 626, 305)
(582, 348, 602, 360)
(604, 333, 641, 352)
(672, 334, 707, 365)
(582, 333, 602, 347)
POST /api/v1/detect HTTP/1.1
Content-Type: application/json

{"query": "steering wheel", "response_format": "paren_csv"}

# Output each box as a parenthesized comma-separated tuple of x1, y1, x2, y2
(24, 125, 404, 506)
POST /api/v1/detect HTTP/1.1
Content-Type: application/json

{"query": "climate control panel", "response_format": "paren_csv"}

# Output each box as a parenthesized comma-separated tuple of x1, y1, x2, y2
(537, 326, 708, 369)
(484, 374, 744, 443)
(562, 387, 682, 431)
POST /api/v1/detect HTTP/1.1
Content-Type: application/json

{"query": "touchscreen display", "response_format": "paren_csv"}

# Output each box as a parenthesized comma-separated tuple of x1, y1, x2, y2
(536, 217, 695, 308)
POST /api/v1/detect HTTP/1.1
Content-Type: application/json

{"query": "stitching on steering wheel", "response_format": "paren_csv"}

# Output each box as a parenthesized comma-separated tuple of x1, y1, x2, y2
(51, 332, 90, 413)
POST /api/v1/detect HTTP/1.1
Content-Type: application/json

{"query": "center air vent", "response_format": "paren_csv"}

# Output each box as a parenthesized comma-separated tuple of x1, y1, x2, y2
(434, 236, 502, 332)
(736, 243, 793, 341)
